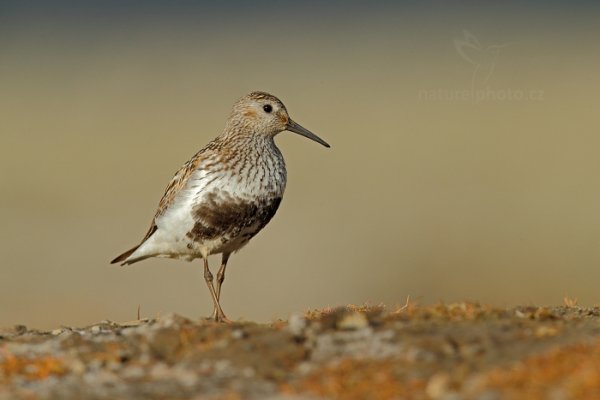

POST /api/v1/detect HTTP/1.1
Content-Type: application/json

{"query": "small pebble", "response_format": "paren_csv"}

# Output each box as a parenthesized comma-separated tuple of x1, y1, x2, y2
(231, 329, 245, 339)
(426, 372, 451, 399)
(337, 312, 369, 330)
(175, 367, 200, 387)
(70, 360, 86, 375)
(121, 365, 145, 380)
(149, 362, 171, 380)
(287, 313, 307, 337)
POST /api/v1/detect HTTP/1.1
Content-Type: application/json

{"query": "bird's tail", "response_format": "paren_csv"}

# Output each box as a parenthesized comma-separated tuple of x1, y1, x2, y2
(111, 224, 158, 265)
(110, 245, 141, 265)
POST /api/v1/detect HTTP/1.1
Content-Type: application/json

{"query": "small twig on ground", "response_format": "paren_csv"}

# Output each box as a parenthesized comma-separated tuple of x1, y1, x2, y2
(564, 295, 578, 308)
(392, 295, 415, 315)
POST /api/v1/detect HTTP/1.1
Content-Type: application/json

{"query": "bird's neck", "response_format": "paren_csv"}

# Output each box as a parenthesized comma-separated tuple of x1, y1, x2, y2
(218, 126, 280, 155)
(213, 129, 287, 197)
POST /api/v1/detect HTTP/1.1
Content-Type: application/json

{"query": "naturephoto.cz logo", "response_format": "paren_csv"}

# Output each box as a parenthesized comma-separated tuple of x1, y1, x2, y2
(418, 30, 544, 103)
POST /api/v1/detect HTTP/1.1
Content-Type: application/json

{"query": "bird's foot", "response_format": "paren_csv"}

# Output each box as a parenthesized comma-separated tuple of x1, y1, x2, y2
(210, 309, 232, 324)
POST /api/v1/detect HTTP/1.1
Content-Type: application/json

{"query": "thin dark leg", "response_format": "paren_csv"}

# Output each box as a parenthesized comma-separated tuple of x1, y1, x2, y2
(216, 253, 230, 301)
(203, 258, 229, 322)
(211, 253, 230, 321)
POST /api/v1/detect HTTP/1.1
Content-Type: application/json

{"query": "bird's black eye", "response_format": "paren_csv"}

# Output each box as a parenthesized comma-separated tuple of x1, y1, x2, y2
(263, 104, 273, 113)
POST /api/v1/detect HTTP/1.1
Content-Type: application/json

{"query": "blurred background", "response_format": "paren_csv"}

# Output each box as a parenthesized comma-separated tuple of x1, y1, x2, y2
(1, 1, 600, 329)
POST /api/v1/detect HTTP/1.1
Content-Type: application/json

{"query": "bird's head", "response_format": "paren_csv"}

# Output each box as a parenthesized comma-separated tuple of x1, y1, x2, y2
(227, 91, 330, 148)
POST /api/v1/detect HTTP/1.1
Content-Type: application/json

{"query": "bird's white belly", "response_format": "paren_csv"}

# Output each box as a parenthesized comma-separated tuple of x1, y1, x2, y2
(135, 166, 284, 261)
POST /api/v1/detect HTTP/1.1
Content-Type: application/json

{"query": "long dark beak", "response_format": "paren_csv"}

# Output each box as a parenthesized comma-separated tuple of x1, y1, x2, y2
(286, 119, 330, 148)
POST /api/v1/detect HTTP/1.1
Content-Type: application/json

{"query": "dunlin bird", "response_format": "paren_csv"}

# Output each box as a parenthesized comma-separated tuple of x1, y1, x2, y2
(111, 91, 330, 322)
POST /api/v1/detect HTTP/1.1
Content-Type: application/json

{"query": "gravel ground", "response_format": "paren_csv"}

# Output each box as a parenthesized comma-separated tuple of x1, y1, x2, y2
(2, 302, 600, 399)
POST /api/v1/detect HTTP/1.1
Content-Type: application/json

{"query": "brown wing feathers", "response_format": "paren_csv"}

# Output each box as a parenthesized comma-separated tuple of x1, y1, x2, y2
(110, 153, 204, 265)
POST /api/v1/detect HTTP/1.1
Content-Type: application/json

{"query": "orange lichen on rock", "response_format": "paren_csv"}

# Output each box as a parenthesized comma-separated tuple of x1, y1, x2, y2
(481, 339, 600, 400)
(404, 301, 506, 321)
(303, 303, 385, 321)
(0, 351, 66, 381)
(303, 301, 510, 322)
(282, 358, 425, 400)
